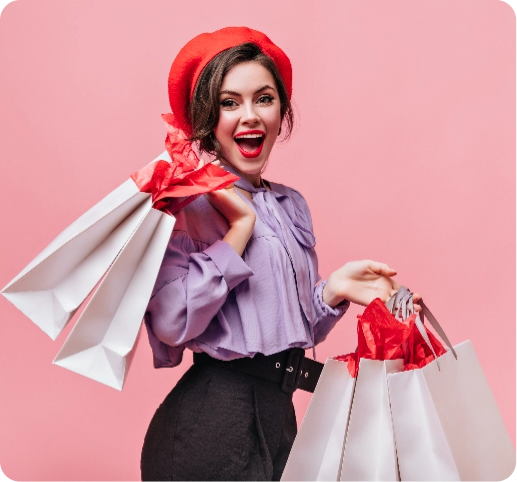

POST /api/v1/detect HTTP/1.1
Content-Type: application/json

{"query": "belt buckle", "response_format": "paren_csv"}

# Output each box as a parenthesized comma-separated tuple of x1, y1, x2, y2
(281, 348, 305, 394)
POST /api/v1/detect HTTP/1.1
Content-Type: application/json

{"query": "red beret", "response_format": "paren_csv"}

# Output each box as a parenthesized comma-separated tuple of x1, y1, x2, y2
(168, 26, 292, 135)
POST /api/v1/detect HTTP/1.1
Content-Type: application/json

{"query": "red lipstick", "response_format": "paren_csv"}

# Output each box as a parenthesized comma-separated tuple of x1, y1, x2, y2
(234, 130, 265, 158)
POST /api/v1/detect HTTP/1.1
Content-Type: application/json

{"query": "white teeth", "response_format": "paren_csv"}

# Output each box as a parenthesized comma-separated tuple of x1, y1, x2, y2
(234, 134, 264, 139)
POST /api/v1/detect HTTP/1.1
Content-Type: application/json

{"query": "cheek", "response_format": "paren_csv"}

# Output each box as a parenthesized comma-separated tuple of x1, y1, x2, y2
(263, 109, 282, 141)
(213, 112, 236, 145)
(264, 107, 282, 131)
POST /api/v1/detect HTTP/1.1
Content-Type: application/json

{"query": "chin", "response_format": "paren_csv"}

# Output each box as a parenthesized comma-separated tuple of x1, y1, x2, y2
(223, 150, 270, 175)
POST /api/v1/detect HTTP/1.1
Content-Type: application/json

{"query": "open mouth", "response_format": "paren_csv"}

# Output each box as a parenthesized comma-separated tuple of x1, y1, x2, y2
(234, 130, 265, 158)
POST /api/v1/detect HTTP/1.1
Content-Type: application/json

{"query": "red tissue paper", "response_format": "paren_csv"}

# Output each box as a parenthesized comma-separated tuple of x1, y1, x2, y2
(131, 113, 239, 214)
(336, 298, 447, 377)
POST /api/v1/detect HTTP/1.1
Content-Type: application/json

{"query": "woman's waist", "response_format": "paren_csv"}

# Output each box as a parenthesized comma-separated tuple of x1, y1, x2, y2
(192, 347, 323, 394)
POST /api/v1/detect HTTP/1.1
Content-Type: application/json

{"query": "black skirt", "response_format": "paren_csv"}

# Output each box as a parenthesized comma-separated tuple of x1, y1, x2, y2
(141, 362, 297, 481)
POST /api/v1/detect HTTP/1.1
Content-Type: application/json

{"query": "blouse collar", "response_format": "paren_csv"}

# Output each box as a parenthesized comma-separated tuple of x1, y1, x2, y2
(221, 162, 316, 250)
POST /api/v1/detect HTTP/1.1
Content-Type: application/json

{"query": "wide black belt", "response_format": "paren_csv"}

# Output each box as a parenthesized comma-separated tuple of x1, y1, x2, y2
(193, 348, 324, 394)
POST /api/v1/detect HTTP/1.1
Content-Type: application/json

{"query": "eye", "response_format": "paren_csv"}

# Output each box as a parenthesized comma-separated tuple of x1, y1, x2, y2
(257, 94, 274, 105)
(220, 98, 238, 109)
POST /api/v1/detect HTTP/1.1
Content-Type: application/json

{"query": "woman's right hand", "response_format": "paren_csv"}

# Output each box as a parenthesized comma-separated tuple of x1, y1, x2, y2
(201, 159, 256, 256)
(203, 160, 256, 228)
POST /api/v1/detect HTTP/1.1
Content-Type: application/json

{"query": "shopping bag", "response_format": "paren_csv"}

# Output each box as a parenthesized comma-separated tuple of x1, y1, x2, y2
(52, 205, 174, 390)
(339, 357, 404, 481)
(337, 295, 420, 481)
(387, 303, 515, 480)
(282, 298, 417, 481)
(1, 176, 151, 340)
(1, 113, 238, 389)
(281, 358, 356, 481)
(284, 287, 514, 480)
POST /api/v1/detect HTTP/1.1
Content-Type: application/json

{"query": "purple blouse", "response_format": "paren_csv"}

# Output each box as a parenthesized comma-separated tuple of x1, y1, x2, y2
(144, 165, 349, 368)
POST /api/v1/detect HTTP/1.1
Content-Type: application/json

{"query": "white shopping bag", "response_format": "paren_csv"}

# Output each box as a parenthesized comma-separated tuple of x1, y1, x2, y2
(282, 295, 410, 482)
(1, 175, 152, 340)
(53, 205, 174, 390)
(281, 357, 405, 482)
(281, 358, 356, 481)
(388, 340, 515, 481)
(1, 151, 178, 389)
(340, 358, 404, 481)
(2, 120, 238, 390)
(283, 287, 515, 481)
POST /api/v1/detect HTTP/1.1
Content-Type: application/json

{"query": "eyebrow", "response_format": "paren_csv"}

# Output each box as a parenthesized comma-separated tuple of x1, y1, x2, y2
(219, 85, 277, 96)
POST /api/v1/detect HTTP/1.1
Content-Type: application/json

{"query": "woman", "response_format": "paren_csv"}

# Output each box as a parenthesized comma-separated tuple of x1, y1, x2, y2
(141, 26, 421, 481)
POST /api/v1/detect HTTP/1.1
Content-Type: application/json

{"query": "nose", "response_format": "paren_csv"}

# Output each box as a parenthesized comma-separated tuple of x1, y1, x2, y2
(241, 101, 260, 126)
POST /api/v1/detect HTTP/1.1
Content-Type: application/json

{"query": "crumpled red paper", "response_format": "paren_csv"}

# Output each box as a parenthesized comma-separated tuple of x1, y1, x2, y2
(130, 113, 239, 215)
(403, 320, 447, 371)
(335, 298, 447, 377)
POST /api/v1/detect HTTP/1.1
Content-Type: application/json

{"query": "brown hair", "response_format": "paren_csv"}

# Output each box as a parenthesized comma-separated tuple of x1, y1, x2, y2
(188, 42, 294, 158)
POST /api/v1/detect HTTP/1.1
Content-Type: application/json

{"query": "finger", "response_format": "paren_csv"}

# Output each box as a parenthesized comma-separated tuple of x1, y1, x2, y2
(212, 159, 221, 167)
(369, 261, 397, 277)
(412, 292, 422, 313)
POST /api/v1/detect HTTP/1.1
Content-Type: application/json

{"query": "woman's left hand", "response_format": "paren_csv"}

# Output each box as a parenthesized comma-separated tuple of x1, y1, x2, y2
(322, 260, 421, 312)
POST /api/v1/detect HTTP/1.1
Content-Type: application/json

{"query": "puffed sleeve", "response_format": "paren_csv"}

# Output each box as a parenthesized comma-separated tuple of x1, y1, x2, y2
(144, 230, 254, 366)
(287, 188, 350, 345)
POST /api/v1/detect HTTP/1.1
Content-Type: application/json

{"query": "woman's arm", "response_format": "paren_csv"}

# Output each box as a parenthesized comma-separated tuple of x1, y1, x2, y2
(147, 168, 258, 348)
(285, 187, 421, 346)
(207, 185, 256, 256)
(146, 232, 254, 348)
(201, 158, 257, 257)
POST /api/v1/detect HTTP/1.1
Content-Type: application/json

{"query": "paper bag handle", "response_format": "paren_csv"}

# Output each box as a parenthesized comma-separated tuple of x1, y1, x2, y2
(386, 287, 458, 362)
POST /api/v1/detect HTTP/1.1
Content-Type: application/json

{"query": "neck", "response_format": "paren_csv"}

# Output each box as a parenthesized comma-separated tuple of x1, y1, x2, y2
(220, 158, 263, 188)
(240, 172, 262, 188)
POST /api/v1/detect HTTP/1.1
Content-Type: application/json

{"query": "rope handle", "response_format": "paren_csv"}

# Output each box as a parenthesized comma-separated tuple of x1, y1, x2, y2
(386, 287, 458, 369)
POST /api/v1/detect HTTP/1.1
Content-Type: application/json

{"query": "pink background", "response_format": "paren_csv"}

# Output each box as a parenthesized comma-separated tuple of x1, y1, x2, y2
(0, 0, 514, 480)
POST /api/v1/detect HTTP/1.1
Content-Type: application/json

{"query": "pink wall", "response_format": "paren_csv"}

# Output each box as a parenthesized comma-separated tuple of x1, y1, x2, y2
(0, 0, 514, 480)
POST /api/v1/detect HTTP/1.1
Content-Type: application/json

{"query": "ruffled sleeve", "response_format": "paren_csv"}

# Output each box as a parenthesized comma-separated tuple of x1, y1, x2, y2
(144, 230, 254, 367)
(312, 280, 350, 344)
